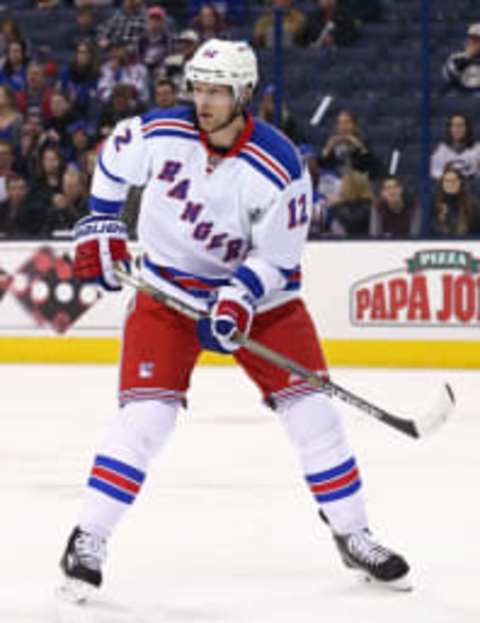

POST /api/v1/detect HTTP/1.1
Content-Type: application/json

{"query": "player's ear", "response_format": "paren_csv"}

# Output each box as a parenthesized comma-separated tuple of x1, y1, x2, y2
(239, 86, 253, 106)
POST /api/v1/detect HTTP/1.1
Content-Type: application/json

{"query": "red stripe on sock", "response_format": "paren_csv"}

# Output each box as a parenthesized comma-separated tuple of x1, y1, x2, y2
(91, 466, 141, 494)
(310, 467, 360, 494)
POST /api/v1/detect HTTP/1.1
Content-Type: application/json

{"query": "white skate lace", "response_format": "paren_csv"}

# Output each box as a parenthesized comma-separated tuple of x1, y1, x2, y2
(74, 532, 106, 571)
(347, 533, 391, 567)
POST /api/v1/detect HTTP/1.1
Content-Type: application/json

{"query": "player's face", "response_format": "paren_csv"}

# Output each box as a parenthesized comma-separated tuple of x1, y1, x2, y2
(192, 82, 236, 133)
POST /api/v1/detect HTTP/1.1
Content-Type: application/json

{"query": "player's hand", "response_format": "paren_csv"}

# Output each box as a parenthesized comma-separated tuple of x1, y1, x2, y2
(196, 284, 255, 353)
(73, 214, 130, 291)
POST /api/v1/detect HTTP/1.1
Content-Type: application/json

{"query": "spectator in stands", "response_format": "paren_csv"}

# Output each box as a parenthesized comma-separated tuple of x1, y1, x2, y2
(369, 175, 420, 237)
(16, 61, 54, 120)
(153, 77, 177, 108)
(320, 109, 380, 178)
(97, 0, 147, 53)
(35, 0, 61, 8)
(188, 0, 248, 25)
(257, 83, 304, 144)
(68, 120, 92, 168)
(162, 29, 200, 100)
(97, 83, 142, 138)
(42, 92, 77, 157)
(0, 174, 36, 238)
(78, 147, 97, 186)
(0, 41, 29, 93)
(327, 169, 373, 236)
(0, 16, 27, 59)
(138, 5, 173, 75)
(98, 41, 149, 104)
(44, 166, 88, 236)
(432, 167, 480, 237)
(443, 23, 480, 94)
(430, 113, 480, 181)
(58, 41, 99, 119)
(0, 140, 16, 203)
(69, 6, 98, 50)
(0, 85, 23, 150)
(303, 0, 359, 48)
(33, 145, 65, 208)
(253, 0, 306, 48)
(191, 3, 228, 43)
(18, 112, 44, 178)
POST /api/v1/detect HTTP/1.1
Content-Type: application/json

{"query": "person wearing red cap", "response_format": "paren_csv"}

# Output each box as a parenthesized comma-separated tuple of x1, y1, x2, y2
(148, 6, 165, 21)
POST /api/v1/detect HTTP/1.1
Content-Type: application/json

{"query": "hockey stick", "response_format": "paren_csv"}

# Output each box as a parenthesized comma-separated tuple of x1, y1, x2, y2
(113, 265, 455, 439)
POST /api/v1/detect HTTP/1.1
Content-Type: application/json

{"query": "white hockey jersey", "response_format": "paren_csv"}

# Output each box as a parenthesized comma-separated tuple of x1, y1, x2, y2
(90, 106, 312, 312)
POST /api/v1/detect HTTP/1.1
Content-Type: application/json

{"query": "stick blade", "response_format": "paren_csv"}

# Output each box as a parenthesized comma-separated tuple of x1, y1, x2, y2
(414, 383, 455, 438)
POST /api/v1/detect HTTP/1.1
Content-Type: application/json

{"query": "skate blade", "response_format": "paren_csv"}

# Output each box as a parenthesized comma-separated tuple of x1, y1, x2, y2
(57, 577, 95, 604)
(360, 570, 413, 592)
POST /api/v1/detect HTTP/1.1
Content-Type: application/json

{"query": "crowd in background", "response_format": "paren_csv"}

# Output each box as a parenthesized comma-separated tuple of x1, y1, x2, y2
(0, 0, 479, 240)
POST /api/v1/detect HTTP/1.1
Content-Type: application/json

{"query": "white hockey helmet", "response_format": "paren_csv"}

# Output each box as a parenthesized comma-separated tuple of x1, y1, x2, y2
(185, 39, 258, 101)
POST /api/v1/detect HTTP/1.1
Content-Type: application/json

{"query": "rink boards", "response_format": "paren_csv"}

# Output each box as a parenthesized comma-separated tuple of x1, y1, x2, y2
(1, 240, 479, 367)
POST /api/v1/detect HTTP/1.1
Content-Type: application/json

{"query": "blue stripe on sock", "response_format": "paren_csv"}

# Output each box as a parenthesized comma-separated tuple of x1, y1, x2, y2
(305, 457, 356, 484)
(88, 477, 135, 504)
(314, 479, 362, 503)
(94, 455, 145, 484)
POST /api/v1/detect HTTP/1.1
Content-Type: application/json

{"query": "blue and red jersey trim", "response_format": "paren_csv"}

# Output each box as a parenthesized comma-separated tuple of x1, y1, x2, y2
(146, 256, 301, 301)
(141, 106, 199, 142)
(234, 264, 302, 300)
(142, 119, 199, 142)
(237, 120, 303, 190)
(144, 256, 229, 299)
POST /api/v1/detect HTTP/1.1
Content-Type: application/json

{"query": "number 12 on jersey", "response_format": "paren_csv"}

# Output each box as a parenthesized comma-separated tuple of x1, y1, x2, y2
(287, 194, 308, 229)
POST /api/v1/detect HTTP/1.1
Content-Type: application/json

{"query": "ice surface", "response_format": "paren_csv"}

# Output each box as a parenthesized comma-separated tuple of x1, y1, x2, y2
(1, 364, 479, 622)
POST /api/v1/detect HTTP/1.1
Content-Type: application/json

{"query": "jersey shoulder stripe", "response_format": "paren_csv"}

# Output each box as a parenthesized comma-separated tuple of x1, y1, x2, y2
(236, 151, 287, 190)
(141, 106, 199, 141)
(248, 120, 302, 181)
(141, 105, 195, 126)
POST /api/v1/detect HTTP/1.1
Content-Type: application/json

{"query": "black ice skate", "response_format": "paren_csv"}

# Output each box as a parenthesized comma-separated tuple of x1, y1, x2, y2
(58, 526, 106, 603)
(333, 529, 412, 591)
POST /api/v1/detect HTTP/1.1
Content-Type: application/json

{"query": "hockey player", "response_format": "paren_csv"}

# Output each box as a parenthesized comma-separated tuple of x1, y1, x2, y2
(59, 39, 411, 602)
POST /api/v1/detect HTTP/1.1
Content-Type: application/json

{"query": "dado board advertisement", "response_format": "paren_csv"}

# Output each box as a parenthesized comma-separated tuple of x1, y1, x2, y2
(302, 240, 480, 368)
(0, 240, 479, 367)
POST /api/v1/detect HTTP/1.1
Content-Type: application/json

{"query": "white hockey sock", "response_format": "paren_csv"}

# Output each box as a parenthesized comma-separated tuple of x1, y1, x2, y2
(78, 399, 178, 539)
(277, 392, 369, 535)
